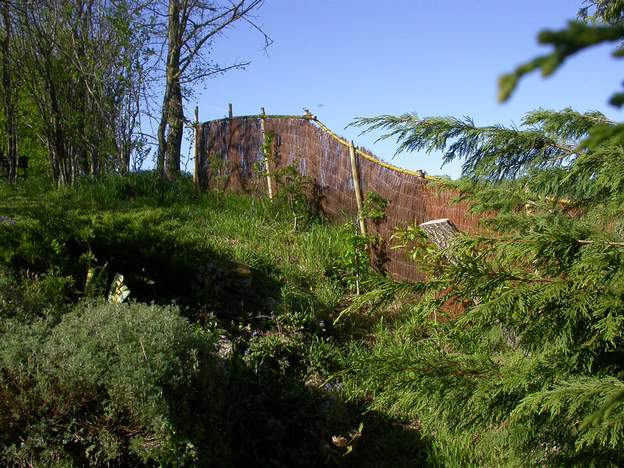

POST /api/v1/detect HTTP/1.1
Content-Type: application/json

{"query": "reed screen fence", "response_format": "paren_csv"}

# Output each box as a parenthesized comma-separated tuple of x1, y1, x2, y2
(195, 112, 479, 282)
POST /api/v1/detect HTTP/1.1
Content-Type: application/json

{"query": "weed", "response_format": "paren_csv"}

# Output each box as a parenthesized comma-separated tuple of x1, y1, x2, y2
(363, 191, 388, 225)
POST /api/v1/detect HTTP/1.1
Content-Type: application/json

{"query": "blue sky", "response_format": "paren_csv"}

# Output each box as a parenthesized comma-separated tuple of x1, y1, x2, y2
(182, 0, 622, 178)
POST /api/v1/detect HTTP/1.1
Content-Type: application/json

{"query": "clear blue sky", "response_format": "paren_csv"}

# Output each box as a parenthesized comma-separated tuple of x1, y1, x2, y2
(184, 0, 622, 178)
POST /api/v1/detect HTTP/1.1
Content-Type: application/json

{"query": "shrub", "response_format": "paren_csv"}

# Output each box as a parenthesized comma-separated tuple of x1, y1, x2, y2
(0, 265, 73, 322)
(0, 301, 227, 466)
(246, 331, 306, 377)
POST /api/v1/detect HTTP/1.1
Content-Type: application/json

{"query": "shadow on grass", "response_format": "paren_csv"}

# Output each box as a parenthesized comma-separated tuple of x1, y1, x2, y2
(212, 356, 430, 467)
(0, 203, 283, 326)
(87, 216, 281, 322)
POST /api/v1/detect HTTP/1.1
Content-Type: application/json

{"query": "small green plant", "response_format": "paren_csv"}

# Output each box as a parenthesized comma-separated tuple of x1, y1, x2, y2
(261, 133, 316, 227)
(274, 163, 316, 229)
(262, 130, 275, 163)
(208, 152, 230, 193)
(246, 331, 305, 376)
(331, 222, 375, 294)
(391, 222, 438, 265)
(332, 193, 388, 292)
(362, 191, 388, 225)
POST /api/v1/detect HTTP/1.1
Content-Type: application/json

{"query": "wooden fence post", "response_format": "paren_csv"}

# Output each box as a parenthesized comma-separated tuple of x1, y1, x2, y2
(225, 103, 234, 173)
(260, 107, 275, 200)
(193, 106, 200, 190)
(349, 141, 367, 235)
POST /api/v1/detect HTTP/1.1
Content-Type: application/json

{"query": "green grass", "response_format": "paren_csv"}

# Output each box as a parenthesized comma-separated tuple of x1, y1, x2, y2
(0, 173, 347, 321)
(0, 172, 428, 467)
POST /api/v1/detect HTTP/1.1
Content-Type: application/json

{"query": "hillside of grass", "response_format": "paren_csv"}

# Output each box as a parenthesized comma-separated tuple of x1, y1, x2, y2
(0, 173, 427, 467)
(4, 163, 624, 467)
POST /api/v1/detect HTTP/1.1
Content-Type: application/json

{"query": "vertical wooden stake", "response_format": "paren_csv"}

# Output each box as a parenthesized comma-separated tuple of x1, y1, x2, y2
(193, 106, 200, 190)
(260, 107, 275, 200)
(353, 220, 361, 295)
(349, 141, 366, 235)
(226, 103, 233, 180)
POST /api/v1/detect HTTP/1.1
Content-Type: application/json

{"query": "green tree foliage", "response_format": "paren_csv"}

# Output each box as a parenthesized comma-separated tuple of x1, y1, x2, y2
(0, 0, 150, 185)
(0, 0, 267, 184)
(345, 1, 624, 464)
(343, 207, 624, 464)
(500, 0, 624, 105)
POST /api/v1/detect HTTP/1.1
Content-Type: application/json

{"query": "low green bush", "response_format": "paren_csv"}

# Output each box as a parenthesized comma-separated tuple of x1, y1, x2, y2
(246, 331, 306, 377)
(0, 301, 227, 466)
(0, 265, 73, 322)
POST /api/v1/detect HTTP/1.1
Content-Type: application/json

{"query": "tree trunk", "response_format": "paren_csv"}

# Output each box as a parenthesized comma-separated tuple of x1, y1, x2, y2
(164, 78, 183, 179)
(1, 1, 17, 184)
(159, 0, 184, 180)
(157, 85, 168, 174)
(49, 84, 69, 186)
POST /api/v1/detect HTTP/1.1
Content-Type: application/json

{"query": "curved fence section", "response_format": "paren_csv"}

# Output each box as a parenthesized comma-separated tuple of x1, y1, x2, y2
(195, 114, 480, 281)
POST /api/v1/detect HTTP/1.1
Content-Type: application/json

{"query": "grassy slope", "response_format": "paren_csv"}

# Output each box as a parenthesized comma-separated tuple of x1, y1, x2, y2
(0, 174, 345, 318)
(0, 174, 427, 467)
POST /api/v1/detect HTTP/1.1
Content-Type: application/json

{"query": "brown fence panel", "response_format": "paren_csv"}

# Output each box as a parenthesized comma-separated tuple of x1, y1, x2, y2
(197, 115, 480, 282)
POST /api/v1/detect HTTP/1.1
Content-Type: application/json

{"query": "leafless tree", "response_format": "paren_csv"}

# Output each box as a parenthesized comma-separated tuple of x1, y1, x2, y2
(151, 0, 270, 179)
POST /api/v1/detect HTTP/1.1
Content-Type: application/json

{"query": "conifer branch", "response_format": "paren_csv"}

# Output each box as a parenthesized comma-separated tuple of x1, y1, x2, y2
(499, 21, 624, 103)
(352, 112, 584, 180)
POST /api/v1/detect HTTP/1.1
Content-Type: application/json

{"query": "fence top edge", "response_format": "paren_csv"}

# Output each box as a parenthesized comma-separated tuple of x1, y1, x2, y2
(200, 114, 308, 122)
(200, 114, 440, 182)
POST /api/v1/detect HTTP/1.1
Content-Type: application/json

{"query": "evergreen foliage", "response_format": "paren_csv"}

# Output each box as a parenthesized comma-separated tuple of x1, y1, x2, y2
(344, 1, 624, 465)
(353, 108, 607, 182)
(499, 0, 624, 105)
(341, 206, 624, 464)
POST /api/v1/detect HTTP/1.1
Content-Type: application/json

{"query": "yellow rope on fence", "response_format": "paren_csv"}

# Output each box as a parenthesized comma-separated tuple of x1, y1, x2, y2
(309, 116, 436, 179)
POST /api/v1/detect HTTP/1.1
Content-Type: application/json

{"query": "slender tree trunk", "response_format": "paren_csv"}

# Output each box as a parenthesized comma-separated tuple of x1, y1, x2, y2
(90, 151, 99, 176)
(1, 0, 17, 184)
(157, 85, 168, 174)
(159, 0, 184, 180)
(119, 90, 134, 174)
(49, 87, 69, 186)
(164, 78, 183, 179)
